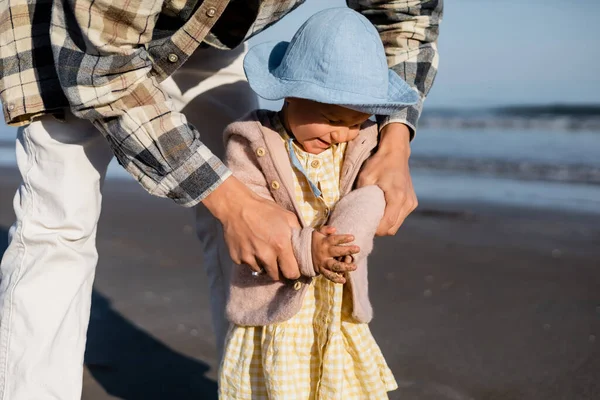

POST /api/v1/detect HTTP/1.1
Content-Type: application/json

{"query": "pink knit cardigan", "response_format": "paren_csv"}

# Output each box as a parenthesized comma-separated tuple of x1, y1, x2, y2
(224, 110, 385, 326)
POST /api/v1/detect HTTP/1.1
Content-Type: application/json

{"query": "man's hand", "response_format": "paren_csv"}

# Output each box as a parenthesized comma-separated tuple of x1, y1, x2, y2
(356, 123, 417, 236)
(312, 226, 359, 284)
(203, 176, 301, 281)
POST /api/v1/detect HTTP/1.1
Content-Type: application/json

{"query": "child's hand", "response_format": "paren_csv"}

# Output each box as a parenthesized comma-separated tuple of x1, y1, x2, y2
(311, 226, 359, 284)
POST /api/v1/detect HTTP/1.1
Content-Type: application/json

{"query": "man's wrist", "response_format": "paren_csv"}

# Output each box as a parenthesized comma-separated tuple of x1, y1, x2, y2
(379, 123, 411, 158)
(202, 176, 246, 222)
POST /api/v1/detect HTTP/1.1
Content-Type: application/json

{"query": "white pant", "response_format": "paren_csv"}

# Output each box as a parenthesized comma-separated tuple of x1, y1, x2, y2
(0, 45, 257, 400)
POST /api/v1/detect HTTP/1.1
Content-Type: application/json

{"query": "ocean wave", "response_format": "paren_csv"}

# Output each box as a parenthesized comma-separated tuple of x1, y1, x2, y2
(410, 156, 600, 186)
(420, 105, 600, 132)
(419, 116, 600, 132)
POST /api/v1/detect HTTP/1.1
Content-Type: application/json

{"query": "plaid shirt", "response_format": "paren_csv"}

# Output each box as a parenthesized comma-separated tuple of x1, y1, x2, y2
(0, 0, 442, 207)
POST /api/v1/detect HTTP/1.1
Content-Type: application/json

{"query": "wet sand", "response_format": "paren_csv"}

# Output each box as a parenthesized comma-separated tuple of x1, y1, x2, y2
(1, 167, 599, 400)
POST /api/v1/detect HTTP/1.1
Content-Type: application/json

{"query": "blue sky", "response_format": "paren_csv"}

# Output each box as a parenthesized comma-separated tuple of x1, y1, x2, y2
(252, 0, 600, 108)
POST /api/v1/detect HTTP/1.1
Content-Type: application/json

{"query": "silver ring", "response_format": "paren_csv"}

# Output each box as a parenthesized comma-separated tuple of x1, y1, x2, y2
(252, 267, 265, 277)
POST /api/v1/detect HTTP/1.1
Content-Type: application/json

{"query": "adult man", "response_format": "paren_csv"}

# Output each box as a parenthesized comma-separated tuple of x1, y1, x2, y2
(0, 0, 442, 398)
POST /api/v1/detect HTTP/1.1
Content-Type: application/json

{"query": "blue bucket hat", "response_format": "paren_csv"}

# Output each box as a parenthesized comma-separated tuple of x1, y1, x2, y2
(243, 7, 419, 116)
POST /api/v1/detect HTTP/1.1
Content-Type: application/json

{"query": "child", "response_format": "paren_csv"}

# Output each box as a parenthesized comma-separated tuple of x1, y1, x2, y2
(219, 8, 419, 400)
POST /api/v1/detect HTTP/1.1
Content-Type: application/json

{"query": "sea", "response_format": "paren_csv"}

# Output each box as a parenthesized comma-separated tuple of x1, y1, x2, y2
(2, 122, 599, 214)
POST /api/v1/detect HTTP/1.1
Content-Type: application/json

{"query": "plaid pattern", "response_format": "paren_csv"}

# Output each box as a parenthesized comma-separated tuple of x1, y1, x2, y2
(219, 126, 397, 399)
(348, 0, 443, 136)
(0, 0, 442, 206)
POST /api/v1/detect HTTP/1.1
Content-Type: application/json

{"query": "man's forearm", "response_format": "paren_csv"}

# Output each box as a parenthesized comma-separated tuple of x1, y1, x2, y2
(203, 176, 249, 222)
(52, 0, 228, 207)
(350, 0, 443, 136)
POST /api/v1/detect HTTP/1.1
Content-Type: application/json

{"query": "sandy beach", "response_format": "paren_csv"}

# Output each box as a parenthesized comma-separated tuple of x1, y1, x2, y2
(0, 166, 599, 400)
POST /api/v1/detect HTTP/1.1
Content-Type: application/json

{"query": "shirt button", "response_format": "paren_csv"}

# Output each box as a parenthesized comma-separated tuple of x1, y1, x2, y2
(7, 104, 15, 111)
(256, 147, 266, 157)
(293, 281, 302, 291)
(206, 7, 217, 17)
(310, 159, 320, 168)
(271, 181, 280, 190)
(167, 53, 179, 63)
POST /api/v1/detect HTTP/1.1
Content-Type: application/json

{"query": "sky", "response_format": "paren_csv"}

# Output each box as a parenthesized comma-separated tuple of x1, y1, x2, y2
(251, 0, 600, 108)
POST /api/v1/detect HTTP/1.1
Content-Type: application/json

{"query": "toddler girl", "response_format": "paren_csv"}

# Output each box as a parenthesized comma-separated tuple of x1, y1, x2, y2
(219, 8, 419, 399)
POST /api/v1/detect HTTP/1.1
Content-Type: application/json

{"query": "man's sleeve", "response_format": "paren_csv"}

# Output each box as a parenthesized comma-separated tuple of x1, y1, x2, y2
(348, 0, 443, 137)
(50, 0, 230, 207)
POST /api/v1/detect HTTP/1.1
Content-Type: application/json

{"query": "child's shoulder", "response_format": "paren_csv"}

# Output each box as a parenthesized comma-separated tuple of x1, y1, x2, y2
(224, 109, 278, 143)
(359, 118, 377, 133)
(224, 109, 277, 135)
(356, 118, 378, 143)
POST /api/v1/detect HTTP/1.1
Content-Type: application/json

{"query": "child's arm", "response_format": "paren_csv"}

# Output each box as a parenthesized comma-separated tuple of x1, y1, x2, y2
(326, 185, 386, 266)
(224, 132, 358, 279)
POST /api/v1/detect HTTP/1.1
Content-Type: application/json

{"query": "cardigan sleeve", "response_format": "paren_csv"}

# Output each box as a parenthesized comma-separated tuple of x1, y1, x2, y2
(327, 185, 386, 265)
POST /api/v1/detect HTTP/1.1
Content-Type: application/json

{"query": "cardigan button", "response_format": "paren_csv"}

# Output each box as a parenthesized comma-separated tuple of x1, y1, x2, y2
(167, 53, 179, 63)
(256, 147, 266, 157)
(293, 281, 302, 291)
(206, 7, 217, 17)
(271, 181, 280, 190)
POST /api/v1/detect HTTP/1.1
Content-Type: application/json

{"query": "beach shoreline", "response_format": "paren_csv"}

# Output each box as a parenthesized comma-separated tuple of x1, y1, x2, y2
(1, 167, 599, 400)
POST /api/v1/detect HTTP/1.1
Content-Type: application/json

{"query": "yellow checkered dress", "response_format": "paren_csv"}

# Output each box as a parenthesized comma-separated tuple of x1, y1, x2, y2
(219, 124, 397, 399)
